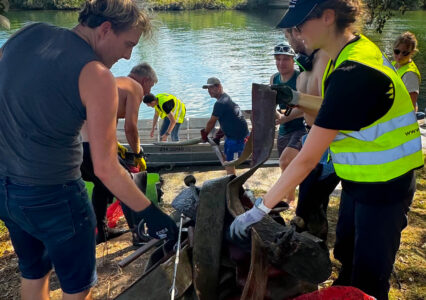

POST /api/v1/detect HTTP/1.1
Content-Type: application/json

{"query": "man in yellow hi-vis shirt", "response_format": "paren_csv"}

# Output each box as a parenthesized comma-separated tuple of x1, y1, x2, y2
(143, 93, 186, 141)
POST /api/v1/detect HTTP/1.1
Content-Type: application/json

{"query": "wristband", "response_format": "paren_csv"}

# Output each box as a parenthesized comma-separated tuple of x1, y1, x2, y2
(256, 197, 271, 214)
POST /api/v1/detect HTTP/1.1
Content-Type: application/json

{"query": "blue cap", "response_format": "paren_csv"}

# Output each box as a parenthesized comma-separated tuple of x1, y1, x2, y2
(276, 0, 325, 28)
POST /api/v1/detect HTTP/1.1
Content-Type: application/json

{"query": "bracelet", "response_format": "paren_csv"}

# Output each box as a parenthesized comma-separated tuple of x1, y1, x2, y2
(256, 197, 271, 214)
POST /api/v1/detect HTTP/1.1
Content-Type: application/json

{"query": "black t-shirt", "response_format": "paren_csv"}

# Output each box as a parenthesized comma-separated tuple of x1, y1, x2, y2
(158, 99, 174, 114)
(315, 61, 393, 131)
(212, 93, 249, 140)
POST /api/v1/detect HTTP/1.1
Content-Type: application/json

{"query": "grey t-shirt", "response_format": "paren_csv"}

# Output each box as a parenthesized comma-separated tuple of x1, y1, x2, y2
(401, 71, 420, 94)
(0, 23, 98, 184)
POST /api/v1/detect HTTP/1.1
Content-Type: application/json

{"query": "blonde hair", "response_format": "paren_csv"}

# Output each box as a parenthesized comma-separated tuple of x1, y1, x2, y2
(78, 0, 153, 37)
(394, 31, 419, 54)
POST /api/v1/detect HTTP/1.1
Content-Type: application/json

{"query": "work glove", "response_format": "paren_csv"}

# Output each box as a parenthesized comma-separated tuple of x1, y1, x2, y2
(139, 203, 178, 243)
(271, 84, 300, 107)
(200, 128, 208, 142)
(229, 197, 268, 240)
(213, 129, 224, 145)
(117, 142, 127, 159)
(134, 157, 147, 172)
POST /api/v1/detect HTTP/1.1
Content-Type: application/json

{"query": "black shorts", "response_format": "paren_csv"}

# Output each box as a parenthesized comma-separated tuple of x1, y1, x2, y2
(277, 129, 306, 156)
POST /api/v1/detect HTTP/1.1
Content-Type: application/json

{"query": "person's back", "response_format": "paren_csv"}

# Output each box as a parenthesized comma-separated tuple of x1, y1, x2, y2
(0, 2, 179, 299)
(0, 23, 97, 184)
(214, 93, 248, 140)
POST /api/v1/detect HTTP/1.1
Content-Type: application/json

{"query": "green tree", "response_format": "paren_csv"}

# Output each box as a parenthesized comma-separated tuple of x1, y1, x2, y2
(0, 0, 10, 30)
(363, 0, 424, 33)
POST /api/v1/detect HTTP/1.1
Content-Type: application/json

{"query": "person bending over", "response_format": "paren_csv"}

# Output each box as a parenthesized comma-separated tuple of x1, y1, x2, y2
(143, 93, 186, 142)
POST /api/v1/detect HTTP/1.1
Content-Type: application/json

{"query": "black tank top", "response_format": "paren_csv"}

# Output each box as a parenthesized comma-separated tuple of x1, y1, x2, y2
(0, 23, 98, 184)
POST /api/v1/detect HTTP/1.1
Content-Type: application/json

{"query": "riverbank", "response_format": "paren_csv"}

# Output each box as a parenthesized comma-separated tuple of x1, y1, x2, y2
(0, 162, 425, 299)
(8, 0, 254, 10)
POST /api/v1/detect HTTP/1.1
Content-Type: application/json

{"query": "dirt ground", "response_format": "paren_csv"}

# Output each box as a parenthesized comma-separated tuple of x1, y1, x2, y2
(0, 164, 425, 299)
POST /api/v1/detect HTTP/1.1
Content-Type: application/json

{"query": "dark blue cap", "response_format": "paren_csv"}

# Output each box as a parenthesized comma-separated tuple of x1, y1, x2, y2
(276, 0, 325, 28)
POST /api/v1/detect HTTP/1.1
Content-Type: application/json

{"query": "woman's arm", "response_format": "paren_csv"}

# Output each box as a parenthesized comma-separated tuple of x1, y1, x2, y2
(263, 125, 338, 208)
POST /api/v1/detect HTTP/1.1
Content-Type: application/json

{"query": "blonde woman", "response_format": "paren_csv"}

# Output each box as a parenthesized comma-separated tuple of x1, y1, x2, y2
(392, 31, 421, 109)
(230, 1, 423, 299)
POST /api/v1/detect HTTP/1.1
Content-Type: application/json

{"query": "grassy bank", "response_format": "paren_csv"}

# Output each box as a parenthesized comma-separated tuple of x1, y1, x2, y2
(0, 162, 425, 299)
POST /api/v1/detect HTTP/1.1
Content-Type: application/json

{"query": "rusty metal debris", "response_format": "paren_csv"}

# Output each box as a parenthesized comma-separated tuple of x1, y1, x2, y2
(115, 83, 331, 300)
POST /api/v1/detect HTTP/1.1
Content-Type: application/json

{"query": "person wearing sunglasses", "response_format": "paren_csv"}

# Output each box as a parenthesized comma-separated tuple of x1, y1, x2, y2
(392, 31, 421, 110)
(269, 42, 305, 204)
(230, 1, 423, 299)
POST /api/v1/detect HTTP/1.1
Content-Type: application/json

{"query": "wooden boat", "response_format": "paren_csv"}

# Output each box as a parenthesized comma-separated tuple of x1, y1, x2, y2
(116, 111, 280, 168)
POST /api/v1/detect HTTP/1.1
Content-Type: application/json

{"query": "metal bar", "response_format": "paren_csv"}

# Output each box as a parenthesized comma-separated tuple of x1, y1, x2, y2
(118, 238, 162, 268)
(170, 213, 184, 300)
(207, 137, 225, 165)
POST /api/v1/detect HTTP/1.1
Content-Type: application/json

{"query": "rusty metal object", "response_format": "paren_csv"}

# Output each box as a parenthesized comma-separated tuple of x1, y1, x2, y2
(118, 238, 162, 268)
(193, 175, 234, 300)
(226, 83, 331, 297)
(251, 83, 277, 167)
(115, 246, 192, 300)
(240, 231, 269, 300)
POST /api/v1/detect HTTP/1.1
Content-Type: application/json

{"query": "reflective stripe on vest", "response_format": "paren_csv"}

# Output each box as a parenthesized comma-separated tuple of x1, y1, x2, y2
(322, 34, 423, 182)
(392, 60, 422, 83)
(154, 93, 186, 123)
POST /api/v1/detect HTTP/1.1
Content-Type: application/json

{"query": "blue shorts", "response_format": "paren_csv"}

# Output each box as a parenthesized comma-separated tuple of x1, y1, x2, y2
(0, 177, 97, 294)
(224, 137, 246, 161)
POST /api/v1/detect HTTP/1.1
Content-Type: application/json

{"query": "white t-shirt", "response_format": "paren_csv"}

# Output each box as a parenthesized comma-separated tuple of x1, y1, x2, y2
(401, 71, 420, 94)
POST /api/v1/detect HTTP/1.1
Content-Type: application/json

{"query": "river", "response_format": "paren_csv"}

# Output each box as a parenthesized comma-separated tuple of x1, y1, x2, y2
(1, 9, 425, 117)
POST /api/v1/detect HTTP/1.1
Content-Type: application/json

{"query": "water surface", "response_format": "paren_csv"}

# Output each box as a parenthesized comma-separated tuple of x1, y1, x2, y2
(1, 9, 425, 117)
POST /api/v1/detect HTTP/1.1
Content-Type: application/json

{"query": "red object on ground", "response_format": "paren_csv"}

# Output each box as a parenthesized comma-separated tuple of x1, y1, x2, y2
(106, 200, 124, 228)
(128, 165, 139, 173)
(105, 165, 139, 228)
(292, 286, 376, 300)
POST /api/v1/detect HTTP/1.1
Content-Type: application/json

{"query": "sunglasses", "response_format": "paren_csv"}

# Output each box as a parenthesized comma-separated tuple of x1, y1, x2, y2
(294, 4, 319, 33)
(393, 49, 410, 56)
(274, 45, 292, 53)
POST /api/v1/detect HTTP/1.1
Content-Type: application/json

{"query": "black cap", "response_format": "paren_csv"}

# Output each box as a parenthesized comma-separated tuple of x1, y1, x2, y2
(276, 0, 325, 29)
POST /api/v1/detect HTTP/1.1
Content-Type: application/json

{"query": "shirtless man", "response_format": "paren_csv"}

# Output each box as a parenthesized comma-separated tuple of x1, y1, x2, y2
(116, 63, 158, 156)
(81, 63, 158, 245)
(285, 28, 340, 239)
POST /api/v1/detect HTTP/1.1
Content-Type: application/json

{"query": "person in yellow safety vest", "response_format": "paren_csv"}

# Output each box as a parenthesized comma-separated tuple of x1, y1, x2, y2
(392, 31, 422, 110)
(230, 1, 423, 299)
(143, 93, 186, 141)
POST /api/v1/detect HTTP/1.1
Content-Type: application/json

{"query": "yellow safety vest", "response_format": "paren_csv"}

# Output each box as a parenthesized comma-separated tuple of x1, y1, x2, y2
(392, 60, 422, 83)
(154, 93, 186, 123)
(321, 34, 423, 182)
